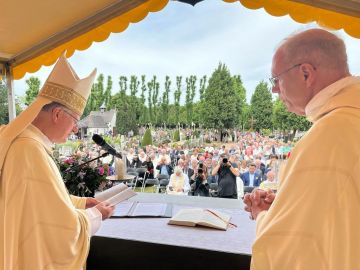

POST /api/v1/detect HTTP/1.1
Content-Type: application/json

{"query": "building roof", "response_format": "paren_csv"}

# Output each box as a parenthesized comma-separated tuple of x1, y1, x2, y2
(78, 110, 115, 129)
(90, 109, 116, 123)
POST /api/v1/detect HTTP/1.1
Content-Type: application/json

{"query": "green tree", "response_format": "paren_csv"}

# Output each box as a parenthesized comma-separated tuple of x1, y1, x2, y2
(115, 76, 136, 134)
(273, 98, 311, 140)
(25, 77, 41, 106)
(233, 75, 247, 127)
(202, 63, 241, 130)
(148, 76, 159, 124)
(161, 76, 171, 124)
(83, 84, 96, 118)
(185, 75, 197, 125)
(92, 74, 105, 109)
(240, 103, 251, 131)
(250, 81, 273, 132)
(199, 75, 207, 102)
(112, 76, 144, 135)
(0, 81, 9, 125)
(174, 76, 182, 124)
(119, 76, 128, 95)
(83, 74, 105, 117)
(104, 76, 112, 109)
(140, 75, 147, 124)
(129, 75, 142, 130)
(129, 75, 140, 97)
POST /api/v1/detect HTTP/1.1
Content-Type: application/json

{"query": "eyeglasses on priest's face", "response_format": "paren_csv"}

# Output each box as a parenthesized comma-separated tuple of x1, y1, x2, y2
(269, 63, 303, 87)
(61, 108, 80, 126)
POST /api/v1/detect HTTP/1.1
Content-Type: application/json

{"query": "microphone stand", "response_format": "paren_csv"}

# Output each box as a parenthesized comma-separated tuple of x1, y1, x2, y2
(65, 152, 110, 173)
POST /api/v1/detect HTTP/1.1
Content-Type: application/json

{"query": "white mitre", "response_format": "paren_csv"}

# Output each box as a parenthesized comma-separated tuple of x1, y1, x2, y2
(0, 53, 96, 173)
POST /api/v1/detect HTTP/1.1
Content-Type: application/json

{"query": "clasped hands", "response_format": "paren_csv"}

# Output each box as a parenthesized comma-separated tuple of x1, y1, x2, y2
(243, 188, 276, 220)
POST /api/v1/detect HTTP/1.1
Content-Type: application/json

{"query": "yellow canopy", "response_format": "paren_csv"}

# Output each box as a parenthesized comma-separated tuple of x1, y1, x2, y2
(225, 0, 360, 39)
(0, 0, 169, 80)
(1, 0, 359, 81)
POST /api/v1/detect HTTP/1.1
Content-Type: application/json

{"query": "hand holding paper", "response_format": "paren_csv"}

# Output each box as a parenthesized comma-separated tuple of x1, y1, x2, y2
(95, 202, 115, 220)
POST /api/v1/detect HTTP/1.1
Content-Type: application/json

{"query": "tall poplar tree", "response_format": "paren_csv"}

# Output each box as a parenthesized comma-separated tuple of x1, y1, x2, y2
(104, 76, 112, 109)
(161, 76, 171, 124)
(148, 76, 159, 124)
(174, 76, 182, 124)
(250, 81, 273, 132)
(140, 75, 147, 124)
(199, 75, 207, 101)
(185, 75, 197, 125)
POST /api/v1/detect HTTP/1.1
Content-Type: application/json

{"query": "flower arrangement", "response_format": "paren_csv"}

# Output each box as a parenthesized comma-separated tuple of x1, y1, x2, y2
(58, 153, 113, 197)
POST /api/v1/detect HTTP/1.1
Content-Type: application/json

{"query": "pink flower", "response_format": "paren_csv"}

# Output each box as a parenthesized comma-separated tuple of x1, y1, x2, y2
(64, 158, 74, 165)
(98, 167, 105, 176)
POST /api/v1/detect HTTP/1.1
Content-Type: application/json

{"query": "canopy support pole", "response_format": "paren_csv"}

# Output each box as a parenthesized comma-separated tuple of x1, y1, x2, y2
(5, 64, 16, 121)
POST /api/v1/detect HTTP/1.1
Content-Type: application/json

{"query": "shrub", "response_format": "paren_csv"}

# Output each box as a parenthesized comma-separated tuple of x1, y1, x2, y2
(141, 128, 153, 147)
(173, 129, 180, 142)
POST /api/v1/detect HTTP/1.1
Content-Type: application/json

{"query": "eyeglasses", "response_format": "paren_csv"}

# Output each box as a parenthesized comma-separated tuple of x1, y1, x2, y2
(62, 108, 79, 125)
(269, 63, 302, 87)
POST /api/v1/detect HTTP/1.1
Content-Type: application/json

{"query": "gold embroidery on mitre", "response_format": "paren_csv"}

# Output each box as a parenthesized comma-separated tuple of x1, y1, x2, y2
(39, 82, 86, 115)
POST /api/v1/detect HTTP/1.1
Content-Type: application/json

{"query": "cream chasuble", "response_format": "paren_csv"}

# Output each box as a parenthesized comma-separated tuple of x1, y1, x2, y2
(0, 125, 90, 270)
(251, 79, 360, 270)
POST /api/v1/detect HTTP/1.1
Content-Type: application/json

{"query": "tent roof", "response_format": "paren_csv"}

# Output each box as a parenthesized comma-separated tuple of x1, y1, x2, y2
(1, 0, 360, 80)
(226, 0, 360, 38)
(0, 0, 168, 79)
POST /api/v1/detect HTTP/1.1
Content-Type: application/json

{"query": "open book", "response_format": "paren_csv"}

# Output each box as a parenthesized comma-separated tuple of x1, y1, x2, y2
(95, 183, 136, 206)
(168, 208, 232, 230)
(113, 201, 173, 218)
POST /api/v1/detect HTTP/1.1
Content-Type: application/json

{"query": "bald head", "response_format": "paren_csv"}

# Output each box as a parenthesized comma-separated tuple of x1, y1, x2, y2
(271, 28, 351, 115)
(279, 28, 349, 76)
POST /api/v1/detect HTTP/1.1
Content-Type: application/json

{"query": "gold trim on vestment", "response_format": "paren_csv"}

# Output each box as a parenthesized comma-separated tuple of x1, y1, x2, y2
(39, 82, 86, 115)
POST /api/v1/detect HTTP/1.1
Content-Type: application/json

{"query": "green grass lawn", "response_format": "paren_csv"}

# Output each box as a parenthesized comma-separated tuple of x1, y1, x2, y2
(134, 186, 159, 193)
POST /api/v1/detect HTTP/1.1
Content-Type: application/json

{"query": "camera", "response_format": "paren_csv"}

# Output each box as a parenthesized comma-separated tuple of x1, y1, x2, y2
(222, 158, 228, 164)
(197, 168, 204, 174)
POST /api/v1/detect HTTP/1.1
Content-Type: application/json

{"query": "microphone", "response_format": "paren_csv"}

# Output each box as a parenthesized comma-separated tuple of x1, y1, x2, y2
(92, 134, 122, 159)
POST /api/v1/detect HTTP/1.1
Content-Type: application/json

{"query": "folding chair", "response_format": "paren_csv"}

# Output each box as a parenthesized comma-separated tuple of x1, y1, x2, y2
(141, 178, 160, 193)
(126, 171, 139, 190)
(135, 167, 147, 188)
(157, 174, 170, 193)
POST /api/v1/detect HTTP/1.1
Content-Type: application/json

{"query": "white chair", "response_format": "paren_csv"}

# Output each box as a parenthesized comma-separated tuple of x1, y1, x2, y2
(236, 177, 244, 199)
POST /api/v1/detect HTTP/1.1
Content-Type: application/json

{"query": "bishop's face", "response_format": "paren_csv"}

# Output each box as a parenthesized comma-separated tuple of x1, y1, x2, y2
(52, 107, 79, 143)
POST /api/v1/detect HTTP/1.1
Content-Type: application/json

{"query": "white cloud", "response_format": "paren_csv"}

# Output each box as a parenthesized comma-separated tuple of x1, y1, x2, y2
(14, 0, 360, 104)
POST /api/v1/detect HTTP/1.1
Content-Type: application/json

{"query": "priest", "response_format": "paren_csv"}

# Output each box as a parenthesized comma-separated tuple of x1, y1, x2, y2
(0, 53, 114, 269)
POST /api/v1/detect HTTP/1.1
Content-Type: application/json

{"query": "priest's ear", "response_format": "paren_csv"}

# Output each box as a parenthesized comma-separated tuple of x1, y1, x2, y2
(51, 106, 64, 124)
(300, 63, 316, 87)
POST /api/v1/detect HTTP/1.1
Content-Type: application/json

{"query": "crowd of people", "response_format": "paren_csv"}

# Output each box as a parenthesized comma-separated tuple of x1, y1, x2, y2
(117, 132, 288, 198)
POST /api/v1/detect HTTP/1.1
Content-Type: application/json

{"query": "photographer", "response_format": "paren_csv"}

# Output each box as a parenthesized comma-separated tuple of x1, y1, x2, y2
(191, 164, 210, 197)
(211, 154, 240, 199)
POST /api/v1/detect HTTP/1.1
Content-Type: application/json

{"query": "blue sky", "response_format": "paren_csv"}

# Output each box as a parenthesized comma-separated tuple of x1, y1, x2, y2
(14, 0, 360, 104)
